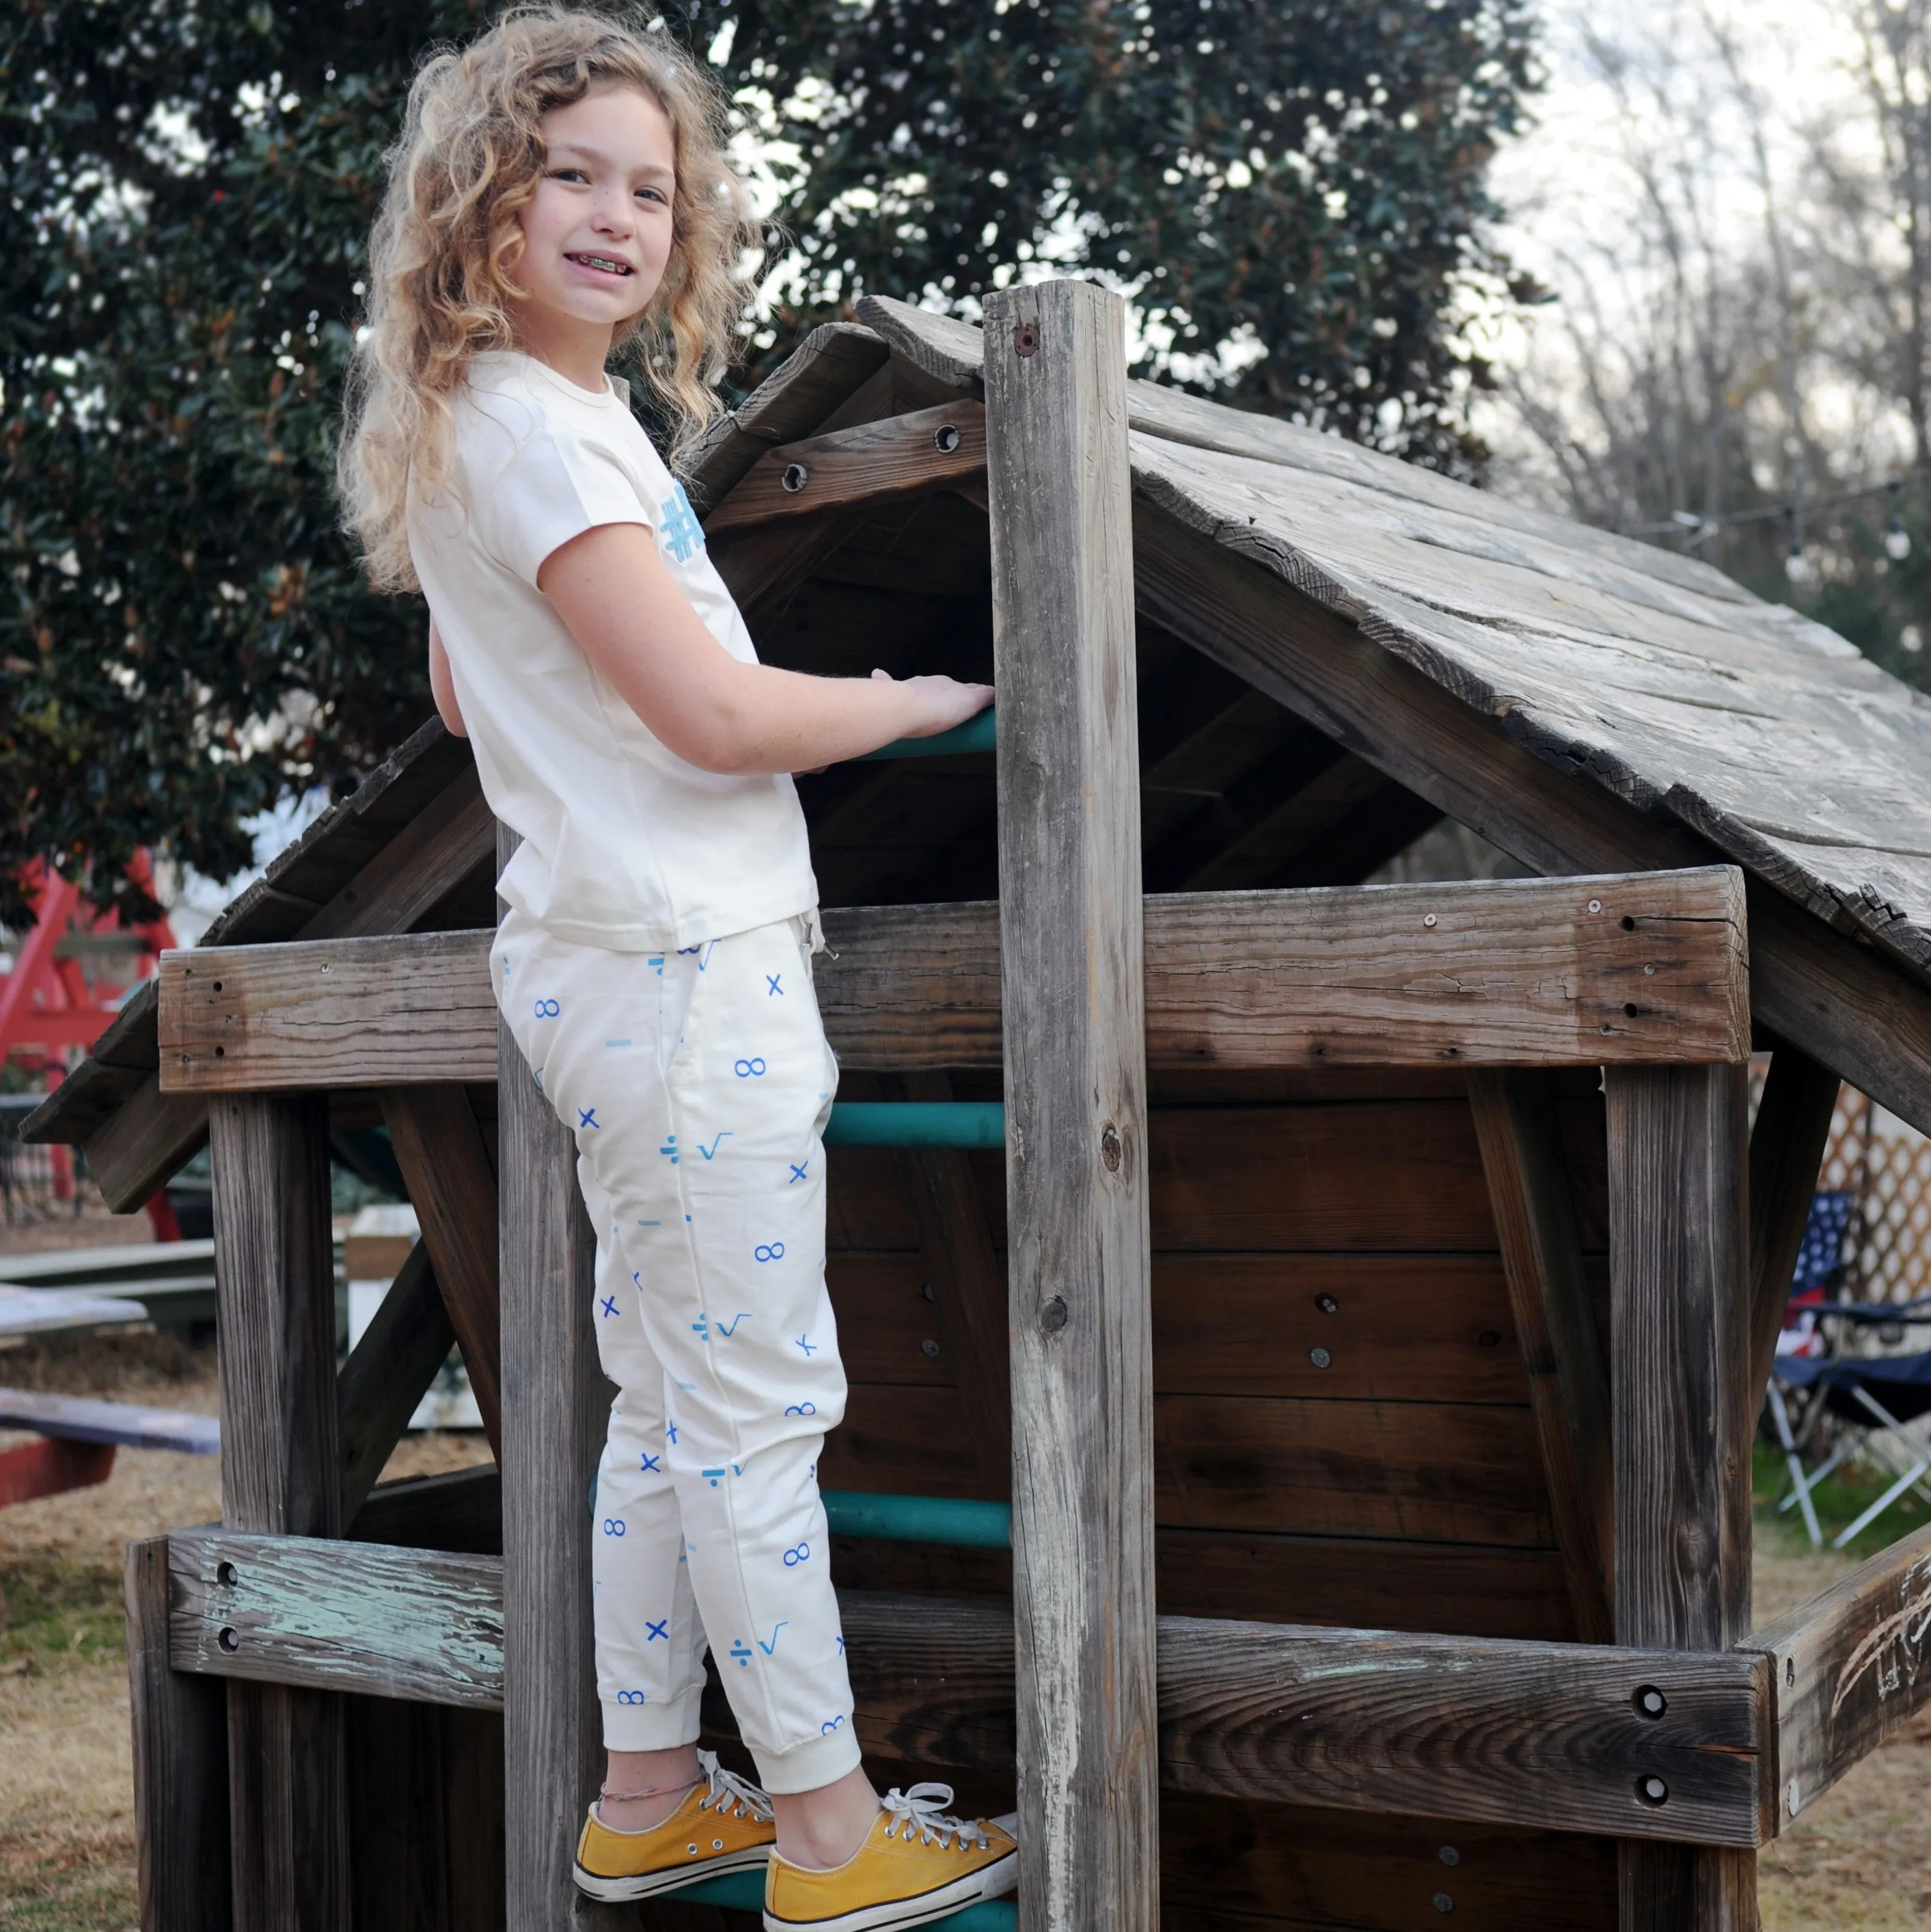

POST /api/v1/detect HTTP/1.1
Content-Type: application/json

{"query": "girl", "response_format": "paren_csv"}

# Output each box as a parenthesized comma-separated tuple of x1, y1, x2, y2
(338, 10, 1014, 1929)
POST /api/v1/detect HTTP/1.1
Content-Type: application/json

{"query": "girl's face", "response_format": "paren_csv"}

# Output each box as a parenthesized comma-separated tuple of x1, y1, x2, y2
(510, 83, 676, 356)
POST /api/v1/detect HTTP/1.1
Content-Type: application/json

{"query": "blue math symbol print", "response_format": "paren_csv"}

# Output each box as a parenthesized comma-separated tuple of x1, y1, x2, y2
(533, 997, 560, 1019)
(757, 1622, 789, 1655)
(784, 1400, 817, 1417)
(659, 480, 704, 562)
(794, 1333, 818, 1357)
(640, 1452, 661, 1473)
(659, 1136, 679, 1165)
(666, 1421, 679, 1445)
(714, 1312, 750, 1337)
(601, 1517, 626, 1538)
(690, 1314, 710, 1343)
(821, 1715, 846, 1737)
(767, 972, 784, 997)
(599, 1294, 618, 1320)
(647, 955, 665, 977)
(836, 1635, 846, 1656)
(577, 1106, 601, 1131)
(789, 1160, 808, 1186)
(645, 1619, 670, 1644)
(701, 1464, 743, 1488)
(734, 1057, 767, 1078)
(754, 1241, 786, 1264)
(728, 1640, 753, 1668)
(616, 1689, 646, 1706)
(782, 1542, 811, 1567)
(696, 1132, 732, 1161)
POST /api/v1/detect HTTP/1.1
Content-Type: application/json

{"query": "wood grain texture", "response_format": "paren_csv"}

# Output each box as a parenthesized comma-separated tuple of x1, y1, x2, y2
(1468, 1070, 1615, 1642)
(1744, 1043, 1844, 1404)
(705, 400, 986, 531)
(1606, 1065, 1759, 1928)
(208, 1091, 349, 1932)
(335, 1238, 458, 1525)
(156, 868, 1749, 1098)
(988, 277, 1158, 1932)
(348, 1464, 503, 1555)
(81, 1070, 209, 1212)
(381, 1084, 504, 1453)
(125, 1536, 231, 1932)
(161, 1537, 1770, 1848)
(495, 821, 625, 1932)
(1740, 1521, 1931, 1827)
(169, 1532, 506, 1710)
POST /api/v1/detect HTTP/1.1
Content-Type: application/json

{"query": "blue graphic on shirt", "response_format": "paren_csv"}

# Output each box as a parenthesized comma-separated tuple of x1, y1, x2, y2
(646, 1620, 670, 1643)
(758, 1622, 789, 1654)
(767, 973, 784, 997)
(660, 481, 704, 562)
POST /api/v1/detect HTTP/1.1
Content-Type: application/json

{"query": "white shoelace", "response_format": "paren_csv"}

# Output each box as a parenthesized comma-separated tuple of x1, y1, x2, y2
(694, 1749, 774, 1823)
(879, 1784, 992, 1853)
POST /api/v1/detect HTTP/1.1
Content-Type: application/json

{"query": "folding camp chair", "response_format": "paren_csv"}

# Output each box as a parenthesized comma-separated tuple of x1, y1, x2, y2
(1765, 1189, 1855, 1547)
(1774, 1329, 1931, 1547)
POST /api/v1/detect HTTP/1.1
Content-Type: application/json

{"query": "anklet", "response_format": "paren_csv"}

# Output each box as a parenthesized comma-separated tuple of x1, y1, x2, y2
(599, 1777, 700, 1804)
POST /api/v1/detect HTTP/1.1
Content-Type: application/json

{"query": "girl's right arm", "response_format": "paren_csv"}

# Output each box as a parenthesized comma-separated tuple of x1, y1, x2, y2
(537, 522, 991, 776)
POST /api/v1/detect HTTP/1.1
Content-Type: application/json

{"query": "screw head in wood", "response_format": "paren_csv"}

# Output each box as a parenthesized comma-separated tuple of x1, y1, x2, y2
(782, 462, 810, 493)
(217, 1626, 240, 1652)
(921, 1337, 941, 1358)
(1309, 1346, 1332, 1370)
(1587, 899, 1602, 915)
(934, 423, 961, 453)
(1423, 913, 1437, 928)
(1636, 1775, 1669, 1806)
(216, 1560, 238, 1587)
(1477, 1330, 1501, 1348)
(1039, 1296, 1068, 1334)
(1632, 1685, 1667, 1719)
(1013, 322, 1040, 357)
(1438, 1847, 1460, 1867)
(1100, 1124, 1122, 1172)
(1432, 1894, 1453, 1913)
(921, 1283, 937, 1303)
(1315, 1293, 1339, 1314)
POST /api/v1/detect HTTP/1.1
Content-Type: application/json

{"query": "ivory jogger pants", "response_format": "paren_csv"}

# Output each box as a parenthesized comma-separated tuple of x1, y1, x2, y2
(492, 907, 860, 1795)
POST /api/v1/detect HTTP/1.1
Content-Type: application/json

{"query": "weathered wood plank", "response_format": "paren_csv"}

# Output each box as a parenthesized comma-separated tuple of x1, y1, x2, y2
(709, 506, 873, 621)
(1468, 1070, 1615, 1642)
(155, 867, 1751, 1093)
(162, 1535, 1772, 1848)
(81, 1070, 209, 1213)
(496, 827, 622, 1932)
(335, 1238, 458, 1524)
(126, 1536, 231, 1932)
(381, 1085, 504, 1454)
(1745, 1043, 1845, 1406)
(706, 400, 986, 532)
(208, 1092, 349, 1932)
(169, 1532, 506, 1711)
(1606, 1065, 1760, 1928)
(989, 277, 1158, 1932)
(1739, 1521, 1931, 1828)
(1132, 501, 1931, 1141)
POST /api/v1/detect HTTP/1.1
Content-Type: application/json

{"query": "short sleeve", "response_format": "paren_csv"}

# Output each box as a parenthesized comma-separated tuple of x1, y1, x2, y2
(461, 396, 653, 588)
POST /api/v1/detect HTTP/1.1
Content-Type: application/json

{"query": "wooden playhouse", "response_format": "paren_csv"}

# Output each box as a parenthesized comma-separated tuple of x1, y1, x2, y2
(28, 279, 1931, 1932)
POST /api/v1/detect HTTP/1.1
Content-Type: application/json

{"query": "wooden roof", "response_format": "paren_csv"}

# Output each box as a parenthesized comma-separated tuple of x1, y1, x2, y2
(28, 297, 1931, 1167)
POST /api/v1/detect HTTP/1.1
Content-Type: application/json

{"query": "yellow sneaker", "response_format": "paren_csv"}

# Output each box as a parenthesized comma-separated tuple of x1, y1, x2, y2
(764, 1784, 1018, 1932)
(573, 1750, 775, 1902)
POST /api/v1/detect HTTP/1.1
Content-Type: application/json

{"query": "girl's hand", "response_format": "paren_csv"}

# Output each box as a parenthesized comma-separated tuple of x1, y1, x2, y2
(868, 667, 995, 739)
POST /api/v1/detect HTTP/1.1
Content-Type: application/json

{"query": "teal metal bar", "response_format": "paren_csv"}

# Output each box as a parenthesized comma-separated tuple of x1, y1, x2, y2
(860, 709, 998, 761)
(824, 1102, 1005, 1149)
(666, 1871, 1015, 1928)
(823, 1488, 1013, 1549)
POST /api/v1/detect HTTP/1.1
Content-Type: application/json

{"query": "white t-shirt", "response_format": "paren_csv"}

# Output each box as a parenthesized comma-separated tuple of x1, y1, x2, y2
(407, 349, 818, 951)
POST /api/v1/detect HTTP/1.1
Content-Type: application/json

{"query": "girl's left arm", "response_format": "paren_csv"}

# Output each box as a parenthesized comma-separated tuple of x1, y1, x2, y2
(428, 616, 467, 737)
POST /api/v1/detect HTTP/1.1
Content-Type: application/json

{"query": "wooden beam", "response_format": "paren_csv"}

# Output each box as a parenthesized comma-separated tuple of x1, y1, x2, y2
(82, 1070, 209, 1214)
(381, 1084, 504, 1455)
(1745, 1042, 1843, 1405)
(709, 507, 872, 621)
(335, 1238, 458, 1524)
(1132, 502, 1931, 1141)
(163, 1532, 1777, 1848)
(125, 1535, 231, 1932)
(989, 277, 1158, 1932)
(704, 400, 986, 532)
(896, 1072, 1011, 1494)
(1466, 1070, 1615, 1643)
(208, 1092, 349, 1931)
(496, 830, 624, 1932)
(155, 867, 1752, 1093)
(1606, 1064, 1759, 1929)
(1738, 1519, 1931, 1827)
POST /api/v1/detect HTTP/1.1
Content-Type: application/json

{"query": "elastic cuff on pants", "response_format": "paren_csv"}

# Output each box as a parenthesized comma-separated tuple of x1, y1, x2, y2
(750, 1722, 864, 1796)
(601, 1687, 706, 1754)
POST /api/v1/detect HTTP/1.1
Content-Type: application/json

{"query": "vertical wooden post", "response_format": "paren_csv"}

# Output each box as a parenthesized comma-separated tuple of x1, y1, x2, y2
(985, 278, 1158, 1932)
(497, 826, 626, 1931)
(1606, 1064, 1756, 1932)
(209, 1091, 348, 1931)
(125, 1536, 231, 1932)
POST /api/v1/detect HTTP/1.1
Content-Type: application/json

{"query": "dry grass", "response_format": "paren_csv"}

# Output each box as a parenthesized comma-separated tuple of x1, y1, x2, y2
(3, 1320, 1929, 1929)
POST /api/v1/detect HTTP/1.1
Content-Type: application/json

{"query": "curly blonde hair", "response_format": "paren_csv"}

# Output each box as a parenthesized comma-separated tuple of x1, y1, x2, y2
(338, 5, 761, 593)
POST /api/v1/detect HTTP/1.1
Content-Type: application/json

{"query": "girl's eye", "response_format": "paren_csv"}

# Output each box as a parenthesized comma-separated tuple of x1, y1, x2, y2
(635, 187, 668, 206)
(549, 168, 588, 185)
